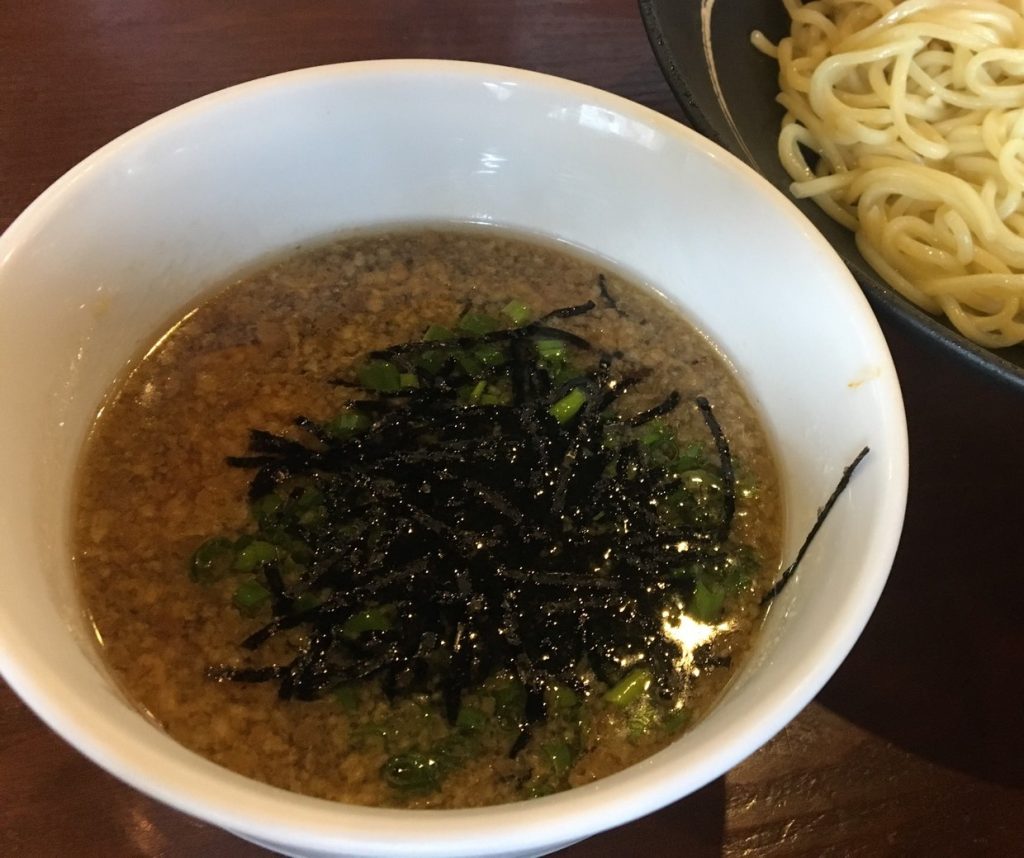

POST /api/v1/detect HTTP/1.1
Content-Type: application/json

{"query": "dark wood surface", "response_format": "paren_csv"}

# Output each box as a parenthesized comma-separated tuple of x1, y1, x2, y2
(2, 2, 1022, 856)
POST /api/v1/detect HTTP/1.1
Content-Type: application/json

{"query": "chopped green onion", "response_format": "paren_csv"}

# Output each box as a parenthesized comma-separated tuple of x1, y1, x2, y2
(501, 300, 531, 326)
(491, 680, 526, 726)
(479, 390, 507, 405)
(674, 442, 706, 472)
(525, 781, 556, 799)
(542, 740, 573, 776)
(663, 707, 693, 733)
(455, 705, 487, 732)
(535, 338, 566, 361)
(250, 493, 283, 524)
(456, 351, 485, 378)
(342, 606, 393, 639)
(549, 388, 587, 424)
(189, 537, 235, 584)
(358, 360, 402, 392)
(473, 343, 505, 368)
(381, 752, 440, 791)
(423, 324, 453, 342)
(233, 579, 270, 616)
(432, 733, 474, 769)
(325, 410, 371, 439)
(690, 580, 725, 622)
(545, 682, 579, 711)
(640, 418, 672, 447)
(399, 372, 419, 389)
(469, 380, 487, 403)
(233, 540, 279, 572)
(722, 546, 759, 592)
(298, 506, 325, 527)
(604, 667, 652, 707)
(416, 349, 447, 374)
(551, 364, 577, 386)
(458, 312, 501, 336)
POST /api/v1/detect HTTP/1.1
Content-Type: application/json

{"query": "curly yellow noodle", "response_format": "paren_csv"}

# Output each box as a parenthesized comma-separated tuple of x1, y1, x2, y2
(755, 0, 1024, 346)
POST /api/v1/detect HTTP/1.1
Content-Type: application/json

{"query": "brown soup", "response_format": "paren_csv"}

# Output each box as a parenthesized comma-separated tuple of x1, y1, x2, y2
(74, 227, 781, 808)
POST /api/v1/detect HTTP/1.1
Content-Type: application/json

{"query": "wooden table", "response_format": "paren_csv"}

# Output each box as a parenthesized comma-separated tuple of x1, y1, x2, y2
(2, 2, 1022, 855)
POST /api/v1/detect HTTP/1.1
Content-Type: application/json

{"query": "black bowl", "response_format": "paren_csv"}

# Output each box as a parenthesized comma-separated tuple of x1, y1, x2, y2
(639, 0, 1024, 392)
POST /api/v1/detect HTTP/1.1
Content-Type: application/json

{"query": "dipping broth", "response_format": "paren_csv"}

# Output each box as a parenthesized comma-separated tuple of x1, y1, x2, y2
(74, 228, 782, 808)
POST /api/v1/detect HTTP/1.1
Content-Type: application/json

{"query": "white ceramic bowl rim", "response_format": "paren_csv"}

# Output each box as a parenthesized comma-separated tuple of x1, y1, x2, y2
(0, 59, 908, 856)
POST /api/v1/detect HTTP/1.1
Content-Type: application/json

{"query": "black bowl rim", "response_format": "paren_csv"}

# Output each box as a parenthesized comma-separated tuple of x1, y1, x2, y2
(638, 0, 1024, 394)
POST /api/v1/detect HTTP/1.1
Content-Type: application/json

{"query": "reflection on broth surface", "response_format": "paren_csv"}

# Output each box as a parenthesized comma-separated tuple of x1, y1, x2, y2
(74, 227, 781, 808)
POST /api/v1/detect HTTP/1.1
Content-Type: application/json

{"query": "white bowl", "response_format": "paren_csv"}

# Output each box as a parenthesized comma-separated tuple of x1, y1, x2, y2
(0, 60, 907, 857)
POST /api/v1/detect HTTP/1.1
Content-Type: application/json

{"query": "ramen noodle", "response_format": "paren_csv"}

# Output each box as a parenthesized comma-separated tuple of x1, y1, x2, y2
(754, 0, 1024, 347)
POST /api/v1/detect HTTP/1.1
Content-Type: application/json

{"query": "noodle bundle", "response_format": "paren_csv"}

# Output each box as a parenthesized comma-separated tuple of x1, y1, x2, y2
(755, 0, 1024, 347)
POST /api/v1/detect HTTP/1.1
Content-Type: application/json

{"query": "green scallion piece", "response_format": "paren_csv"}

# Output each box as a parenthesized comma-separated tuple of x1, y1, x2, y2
(640, 418, 673, 447)
(473, 343, 505, 368)
(479, 390, 506, 405)
(549, 388, 587, 424)
(545, 682, 579, 711)
(358, 360, 402, 392)
(690, 580, 725, 622)
(604, 667, 652, 707)
(189, 537, 236, 585)
(662, 707, 693, 733)
(381, 752, 440, 792)
(325, 409, 371, 439)
(674, 442, 706, 472)
(423, 324, 453, 342)
(501, 300, 531, 326)
(458, 312, 501, 336)
(469, 380, 487, 403)
(233, 540, 279, 572)
(250, 493, 283, 524)
(526, 781, 556, 799)
(722, 546, 759, 593)
(542, 740, 573, 776)
(455, 705, 487, 733)
(233, 579, 271, 616)
(456, 351, 485, 378)
(535, 338, 566, 360)
(342, 606, 393, 639)
(416, 349, 447, 374)
(491, 680, 526, 726)
(399, 372, 419, 389)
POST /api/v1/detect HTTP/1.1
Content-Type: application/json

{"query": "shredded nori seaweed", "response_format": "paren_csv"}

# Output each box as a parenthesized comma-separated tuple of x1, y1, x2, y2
(760, 445, 870, 604)
(201, 297, 865, 755)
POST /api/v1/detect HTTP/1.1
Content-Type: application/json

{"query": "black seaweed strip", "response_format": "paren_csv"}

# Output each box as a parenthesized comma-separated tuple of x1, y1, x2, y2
(761, 446, 870, 604)
(225, 455, 278, 468)
(495, 567, 622, 590)
(262, 563, 294, 616)
(696, 396, 736, 539)
(599, 374, 643, 409)
(540, 300, 595, 320)
(625, 391, 682, 427)
(597, 273, 622, 313)
(207, 665, 284, 683)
